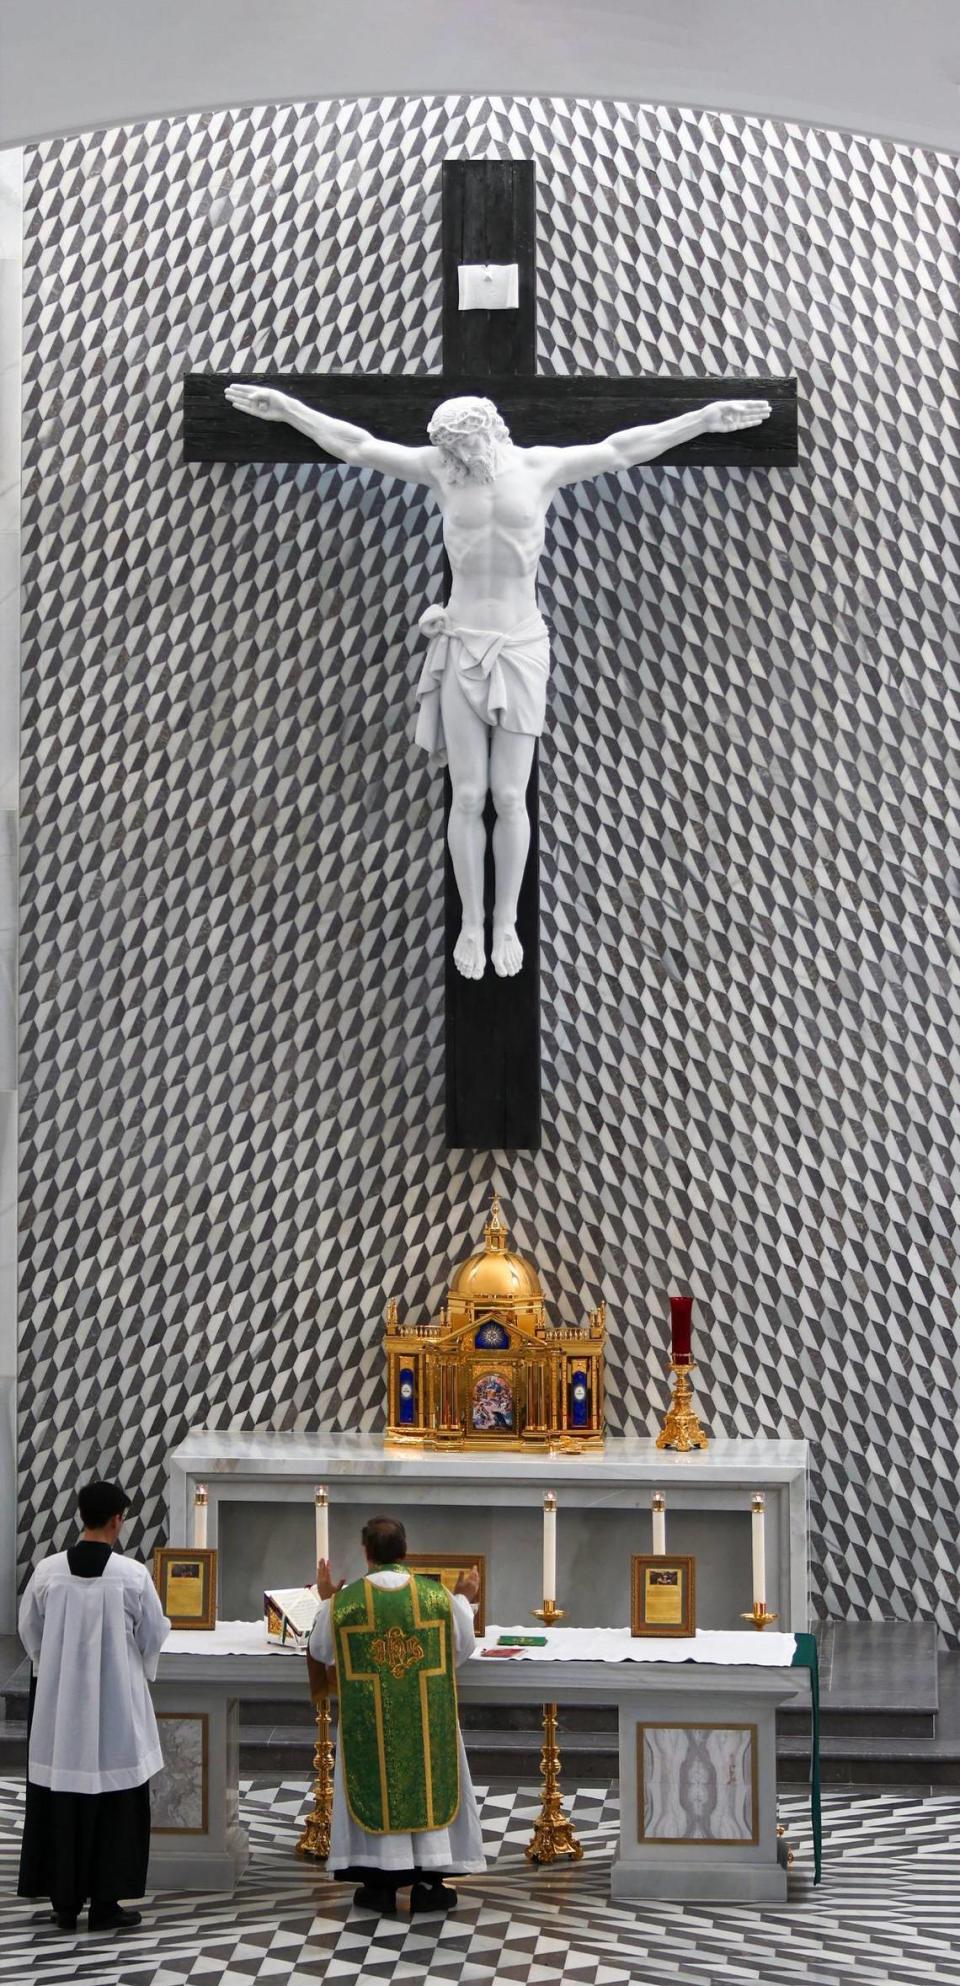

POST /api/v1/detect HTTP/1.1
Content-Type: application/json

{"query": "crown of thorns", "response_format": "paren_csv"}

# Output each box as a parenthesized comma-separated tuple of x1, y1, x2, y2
(427, 398, 509, 444)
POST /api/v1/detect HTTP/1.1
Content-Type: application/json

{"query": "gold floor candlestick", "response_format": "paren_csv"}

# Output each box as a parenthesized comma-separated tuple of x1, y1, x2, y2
(526, 1702, 584, 1866)
(296, 1694, 335, 1860)
(656, 1359, 709, 1452)
(526, 1599, 583, 1866)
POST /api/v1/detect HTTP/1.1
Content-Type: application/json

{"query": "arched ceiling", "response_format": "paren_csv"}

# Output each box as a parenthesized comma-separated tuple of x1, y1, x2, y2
(1, 0, 959, 153)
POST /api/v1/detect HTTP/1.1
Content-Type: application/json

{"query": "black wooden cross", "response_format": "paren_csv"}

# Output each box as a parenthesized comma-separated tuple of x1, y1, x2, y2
(184, 159, 797, 1153)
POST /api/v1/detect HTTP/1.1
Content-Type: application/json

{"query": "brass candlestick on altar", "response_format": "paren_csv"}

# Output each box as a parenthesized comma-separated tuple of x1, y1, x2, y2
(740, 1492, 777, 1627)
(741, 1600, 778, 1630)
(532, 1597, 564, 1628)
(656, 1359, 709, 1452)
(525, 1598, 583, 1866)
(296, 1690, 335, 1860)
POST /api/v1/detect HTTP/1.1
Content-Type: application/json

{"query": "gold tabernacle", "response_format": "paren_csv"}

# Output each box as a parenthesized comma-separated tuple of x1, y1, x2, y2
(384, 1190, 605, 1449)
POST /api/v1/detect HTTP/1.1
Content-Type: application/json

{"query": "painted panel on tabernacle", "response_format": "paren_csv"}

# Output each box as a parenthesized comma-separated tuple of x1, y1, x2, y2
(640, 1723, 757, 1844)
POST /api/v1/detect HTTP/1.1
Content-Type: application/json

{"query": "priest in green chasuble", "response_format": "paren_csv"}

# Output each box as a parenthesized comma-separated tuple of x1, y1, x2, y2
(309, 1516, 485, 1912)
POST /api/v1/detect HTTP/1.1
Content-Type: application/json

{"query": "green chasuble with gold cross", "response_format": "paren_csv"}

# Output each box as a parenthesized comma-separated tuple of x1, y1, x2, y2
(332, 1570, 461, 1834)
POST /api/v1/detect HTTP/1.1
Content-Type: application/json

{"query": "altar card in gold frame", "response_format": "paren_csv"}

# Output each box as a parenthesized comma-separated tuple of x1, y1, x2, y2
(631, 1554, 696, 1638)
(405, 1553, 486, 1634)
(153, 1547, 217, 1630)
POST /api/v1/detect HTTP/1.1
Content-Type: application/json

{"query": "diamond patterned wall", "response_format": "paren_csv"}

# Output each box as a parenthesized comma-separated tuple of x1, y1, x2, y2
(16, 97, 959, 1637)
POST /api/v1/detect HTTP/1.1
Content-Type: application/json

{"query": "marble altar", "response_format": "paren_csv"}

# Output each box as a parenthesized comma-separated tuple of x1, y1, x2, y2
(167, 1431, 809, 1631)
(149, 1623, 808, 1902)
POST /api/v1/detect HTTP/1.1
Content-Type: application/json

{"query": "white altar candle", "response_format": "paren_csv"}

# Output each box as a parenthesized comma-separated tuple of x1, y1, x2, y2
(651, 1491, 666, 1556)
(751, 1492, 766, 1605)
(193, 1485, 208, 1550)
(315, 1486, 329, 1566)
(542, 1491, 557, 1604)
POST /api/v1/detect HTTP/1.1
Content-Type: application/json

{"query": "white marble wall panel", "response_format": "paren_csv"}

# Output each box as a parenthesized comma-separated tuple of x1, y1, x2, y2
(640, 1723, 757, 1844)
(0, 148, 19, 1635)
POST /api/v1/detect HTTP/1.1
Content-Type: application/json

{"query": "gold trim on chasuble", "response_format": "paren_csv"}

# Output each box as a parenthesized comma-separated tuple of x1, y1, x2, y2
(333, 1574, 461, 1835)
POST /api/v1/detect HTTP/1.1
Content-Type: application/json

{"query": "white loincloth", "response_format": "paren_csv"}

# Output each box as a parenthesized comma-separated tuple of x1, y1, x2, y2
(414, 607, 551, 767)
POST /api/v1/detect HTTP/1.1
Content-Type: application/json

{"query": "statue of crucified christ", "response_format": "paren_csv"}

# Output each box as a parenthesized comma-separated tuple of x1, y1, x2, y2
(226, 384, 770, 979)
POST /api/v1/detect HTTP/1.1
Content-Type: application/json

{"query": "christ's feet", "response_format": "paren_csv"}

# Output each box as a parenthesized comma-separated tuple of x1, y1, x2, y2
(453, 926, 486, 979)
(492, 925, 523, 977)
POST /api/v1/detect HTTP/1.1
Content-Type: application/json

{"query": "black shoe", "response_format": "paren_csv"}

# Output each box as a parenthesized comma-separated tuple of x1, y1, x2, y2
(87, 1906, 142, 1932)
(352, 1884, 397, 1913)
(410, 1878, 457, 1915)
(31, 1910, 78, 1931)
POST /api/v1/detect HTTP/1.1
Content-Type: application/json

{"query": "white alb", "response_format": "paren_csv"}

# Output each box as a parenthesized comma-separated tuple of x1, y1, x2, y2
(19, 1552, 171, 1793)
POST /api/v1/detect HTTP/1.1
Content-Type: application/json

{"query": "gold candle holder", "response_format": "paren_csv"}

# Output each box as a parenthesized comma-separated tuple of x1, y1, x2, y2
(296, 1692, 335, 1859)
(656, 1359, 709, 1451)
(741, 1600, 779, 1630)
(532, 1598, 565, 1626)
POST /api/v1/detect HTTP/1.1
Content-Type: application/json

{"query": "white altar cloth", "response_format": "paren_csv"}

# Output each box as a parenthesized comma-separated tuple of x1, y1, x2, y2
(165, 1620, 301, 1657)
(478, 1627, 798, 1665)
(164, 1619, 798, 1667)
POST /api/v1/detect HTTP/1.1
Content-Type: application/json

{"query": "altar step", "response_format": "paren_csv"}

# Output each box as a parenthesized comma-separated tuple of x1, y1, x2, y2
(2, 1620, 957, 1788)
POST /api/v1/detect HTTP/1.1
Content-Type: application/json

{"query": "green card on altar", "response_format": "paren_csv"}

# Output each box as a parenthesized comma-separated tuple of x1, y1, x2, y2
(497, 1634, 547, 1646)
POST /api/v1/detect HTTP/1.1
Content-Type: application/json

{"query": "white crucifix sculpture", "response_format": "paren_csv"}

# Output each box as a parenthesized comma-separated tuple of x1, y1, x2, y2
(226, 384, 770, 980)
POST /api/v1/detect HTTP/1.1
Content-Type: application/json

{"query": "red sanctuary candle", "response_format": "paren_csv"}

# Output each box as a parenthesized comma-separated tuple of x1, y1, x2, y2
(670, 1296, 693, 1364)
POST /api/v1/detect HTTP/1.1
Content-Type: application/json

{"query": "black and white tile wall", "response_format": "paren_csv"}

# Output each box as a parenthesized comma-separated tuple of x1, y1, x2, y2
(16, 98, 959, 1637)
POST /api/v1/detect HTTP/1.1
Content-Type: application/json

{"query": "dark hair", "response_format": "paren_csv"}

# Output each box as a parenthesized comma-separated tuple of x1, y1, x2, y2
(361, 1516, 407, 1566)
(77, 1481, 130, 1529)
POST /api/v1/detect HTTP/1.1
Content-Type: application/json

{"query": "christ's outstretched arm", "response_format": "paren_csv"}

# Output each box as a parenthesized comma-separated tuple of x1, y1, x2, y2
(533, 398, 772, 493)
(225, 383, 439, 487)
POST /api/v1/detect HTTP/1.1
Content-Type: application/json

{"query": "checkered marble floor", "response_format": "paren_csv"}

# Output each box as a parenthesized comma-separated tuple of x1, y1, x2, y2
(2, 1777, 959, 1986)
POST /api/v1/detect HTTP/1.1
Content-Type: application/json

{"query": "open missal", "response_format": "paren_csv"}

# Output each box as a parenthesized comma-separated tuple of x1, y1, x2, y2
(264, 1585, 320, 1650)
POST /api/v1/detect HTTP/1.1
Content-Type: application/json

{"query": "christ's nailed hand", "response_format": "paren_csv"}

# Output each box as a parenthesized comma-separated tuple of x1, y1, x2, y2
(454, 1564, 481, 1604)
(701, 398, 772, 433)
(226, 383, 289, 421)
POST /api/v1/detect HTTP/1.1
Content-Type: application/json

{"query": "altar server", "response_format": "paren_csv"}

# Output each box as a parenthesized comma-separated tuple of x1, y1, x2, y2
(17, 1479, 171, 1933)
(309, 1514, 485, 1913)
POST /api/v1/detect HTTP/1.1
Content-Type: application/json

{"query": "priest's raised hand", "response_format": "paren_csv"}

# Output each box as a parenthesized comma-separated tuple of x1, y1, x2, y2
(316, 1557, 345, 1600)
(454, 1564, 481, 1604)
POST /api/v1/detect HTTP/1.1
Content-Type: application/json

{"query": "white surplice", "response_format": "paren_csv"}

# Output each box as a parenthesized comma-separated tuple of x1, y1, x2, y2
(19, 1552, 171, 1793)
(309, 1569, 486, 1875)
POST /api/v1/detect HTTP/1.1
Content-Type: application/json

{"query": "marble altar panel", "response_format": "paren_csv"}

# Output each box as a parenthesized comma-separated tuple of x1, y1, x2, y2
(616, 1685, 784, 1902)
(639, 1722, 757, 1844)
(148, 1686, 248, 1892)
(152, 1713, 207, 1832)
